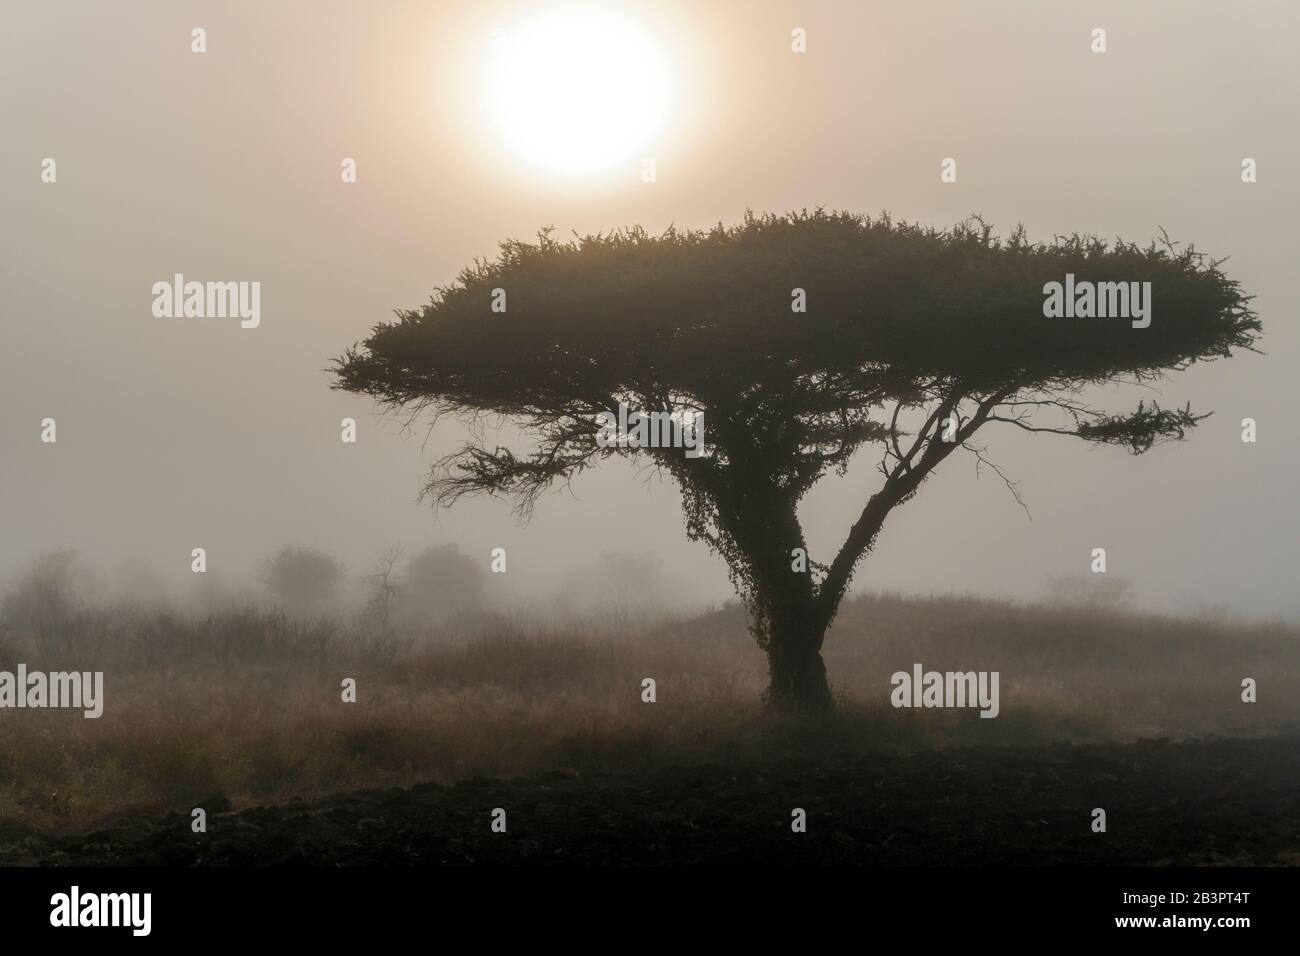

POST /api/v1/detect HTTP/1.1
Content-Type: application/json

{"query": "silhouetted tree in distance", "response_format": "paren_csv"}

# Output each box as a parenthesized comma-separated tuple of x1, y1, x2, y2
(0, 549, 84, 650)
(363, 544, 404, 635)
(402, 544, 485, 623)
(334, 210, 1260, 709)
(263, 546, 343, 615)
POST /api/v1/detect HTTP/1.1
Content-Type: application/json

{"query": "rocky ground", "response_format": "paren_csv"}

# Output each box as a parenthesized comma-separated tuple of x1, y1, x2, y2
(3, 735, 1298, 866)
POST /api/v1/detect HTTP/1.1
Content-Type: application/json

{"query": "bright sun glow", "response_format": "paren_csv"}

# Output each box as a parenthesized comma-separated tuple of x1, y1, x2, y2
(485, 10, 670, 176)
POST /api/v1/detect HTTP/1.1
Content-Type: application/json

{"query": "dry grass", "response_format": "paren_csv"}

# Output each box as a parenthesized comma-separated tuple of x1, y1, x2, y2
(0, 592, 1296, 830)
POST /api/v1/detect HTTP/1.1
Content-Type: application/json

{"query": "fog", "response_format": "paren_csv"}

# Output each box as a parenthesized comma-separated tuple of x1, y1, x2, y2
(2, 0, 1297, 620)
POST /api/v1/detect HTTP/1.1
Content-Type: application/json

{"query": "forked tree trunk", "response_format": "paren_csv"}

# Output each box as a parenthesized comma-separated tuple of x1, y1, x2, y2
(765, 622, 833, 711)
(729, 493, 837, 711)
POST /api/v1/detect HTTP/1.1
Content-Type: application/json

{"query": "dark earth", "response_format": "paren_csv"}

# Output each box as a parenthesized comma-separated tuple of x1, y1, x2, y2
(3, 735, 1298, 866)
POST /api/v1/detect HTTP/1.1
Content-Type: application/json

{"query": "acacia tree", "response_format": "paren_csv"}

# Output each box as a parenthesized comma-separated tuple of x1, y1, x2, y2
(333, 210, 1259, 709)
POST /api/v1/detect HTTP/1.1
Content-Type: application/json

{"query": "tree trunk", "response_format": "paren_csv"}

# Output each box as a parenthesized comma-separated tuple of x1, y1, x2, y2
(766, 624, 833, 711)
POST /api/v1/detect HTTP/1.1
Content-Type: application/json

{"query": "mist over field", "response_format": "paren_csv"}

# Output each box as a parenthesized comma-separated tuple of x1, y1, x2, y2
(2, 0, 1298, 895)
(2, 0, 1298, 622)
(1, 546, 1297, 834)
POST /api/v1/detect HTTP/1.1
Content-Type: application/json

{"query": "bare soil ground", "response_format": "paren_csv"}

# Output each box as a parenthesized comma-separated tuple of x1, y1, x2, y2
(5, 734, 1298, 866)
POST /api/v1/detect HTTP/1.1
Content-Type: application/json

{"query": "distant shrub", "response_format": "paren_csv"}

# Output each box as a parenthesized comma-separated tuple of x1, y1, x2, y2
(1042, 574, 1135, 610)
(0, 549, 92, 658)
(262, 547, 344, 615)
(401, 545, 484, 625)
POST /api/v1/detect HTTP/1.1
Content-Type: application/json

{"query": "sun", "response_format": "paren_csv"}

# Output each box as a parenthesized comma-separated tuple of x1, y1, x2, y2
(484, 9, 670, 176)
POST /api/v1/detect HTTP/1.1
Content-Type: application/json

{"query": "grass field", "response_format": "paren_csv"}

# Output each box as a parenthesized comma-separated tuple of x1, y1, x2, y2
(1, 588, 1297, 831)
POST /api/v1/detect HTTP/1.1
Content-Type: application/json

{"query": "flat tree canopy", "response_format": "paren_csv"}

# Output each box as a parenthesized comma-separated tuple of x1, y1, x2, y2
(333, 209, 1259, 708)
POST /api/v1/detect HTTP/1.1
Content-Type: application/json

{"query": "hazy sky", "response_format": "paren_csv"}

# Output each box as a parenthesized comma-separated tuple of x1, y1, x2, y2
(2, 0, 1297, 619)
